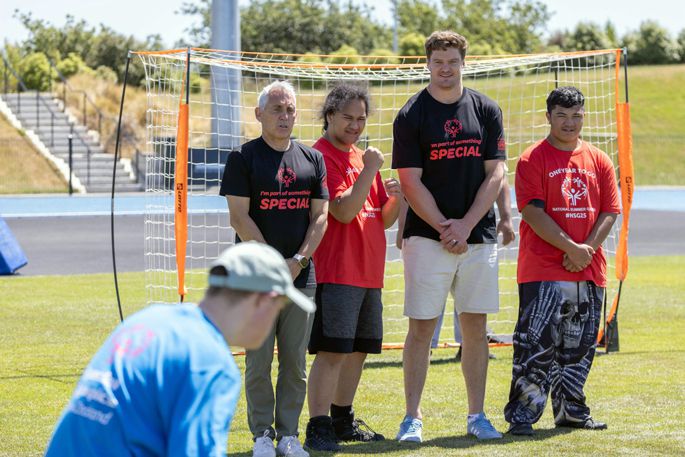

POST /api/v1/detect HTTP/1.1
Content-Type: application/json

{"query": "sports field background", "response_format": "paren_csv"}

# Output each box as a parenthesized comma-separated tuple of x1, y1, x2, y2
(0, 256, 683, 456)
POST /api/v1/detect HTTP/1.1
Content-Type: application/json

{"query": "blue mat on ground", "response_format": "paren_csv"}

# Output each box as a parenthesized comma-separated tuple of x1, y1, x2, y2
(0, 215, 27, 274)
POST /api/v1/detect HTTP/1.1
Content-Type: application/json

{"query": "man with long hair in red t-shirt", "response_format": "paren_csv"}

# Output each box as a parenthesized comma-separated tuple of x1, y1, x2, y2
(304, 84, 401, 452)
(504, 86, 620, 436)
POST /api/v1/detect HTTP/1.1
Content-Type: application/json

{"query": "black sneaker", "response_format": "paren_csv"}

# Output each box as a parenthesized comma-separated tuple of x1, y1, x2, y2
(487, 335, 506, 344)
(305, 416, 342, 451)
(507, 423, 534, 436)
(333, 415, 385, 442)
(455, 346, 496, 362)
(556, 418, 608, 430)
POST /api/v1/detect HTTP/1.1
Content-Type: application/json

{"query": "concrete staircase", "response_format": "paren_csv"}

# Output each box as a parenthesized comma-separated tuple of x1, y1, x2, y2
(1, 92, 143, 193)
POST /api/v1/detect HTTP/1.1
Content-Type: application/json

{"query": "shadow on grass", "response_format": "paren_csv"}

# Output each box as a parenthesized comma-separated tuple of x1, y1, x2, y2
(595, 349, 685, 356)
(0, 369, 81, 383)
(232, 427, 575, 456)
(364, 354, 466, 370)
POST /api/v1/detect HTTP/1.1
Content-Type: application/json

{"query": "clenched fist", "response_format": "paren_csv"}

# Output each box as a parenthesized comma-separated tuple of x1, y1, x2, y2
(363, 146, 384, 172)
(383, 177, 401, 199)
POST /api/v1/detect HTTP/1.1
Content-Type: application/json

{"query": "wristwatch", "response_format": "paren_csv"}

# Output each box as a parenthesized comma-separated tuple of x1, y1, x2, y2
(293, 254, 309, 269)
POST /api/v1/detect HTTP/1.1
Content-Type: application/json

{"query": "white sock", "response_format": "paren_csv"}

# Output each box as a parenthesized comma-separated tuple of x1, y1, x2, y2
(467, 412, 484, 424)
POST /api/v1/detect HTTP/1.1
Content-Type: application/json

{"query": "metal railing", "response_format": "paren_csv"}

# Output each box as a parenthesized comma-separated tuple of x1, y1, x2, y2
(47, 58, 103, 137)
(46, 58, 145, 185)
(1, 52, 95, 187)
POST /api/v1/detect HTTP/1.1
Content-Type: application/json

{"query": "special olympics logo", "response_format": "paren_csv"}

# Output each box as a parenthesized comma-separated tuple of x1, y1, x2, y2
(444, 119, 462, 138)
(109, 324, 155, 362)
(277, 167, 297, 188)
(561, 176, 588, 206)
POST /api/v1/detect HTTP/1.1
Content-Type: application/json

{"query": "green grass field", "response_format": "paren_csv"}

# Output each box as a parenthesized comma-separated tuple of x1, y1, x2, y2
(1, 255, 683, 456)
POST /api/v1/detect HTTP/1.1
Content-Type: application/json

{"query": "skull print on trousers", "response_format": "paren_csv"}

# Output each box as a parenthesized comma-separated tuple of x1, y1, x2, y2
(504, 281, 603, 426)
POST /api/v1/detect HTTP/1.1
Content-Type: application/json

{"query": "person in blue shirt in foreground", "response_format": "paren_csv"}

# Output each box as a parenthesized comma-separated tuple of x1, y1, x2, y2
(45, 241, 316, 456)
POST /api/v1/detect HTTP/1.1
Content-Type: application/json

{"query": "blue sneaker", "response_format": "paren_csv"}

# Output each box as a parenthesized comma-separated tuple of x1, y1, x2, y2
(396, 414, 423, 443)
(467, 413, 503, 440)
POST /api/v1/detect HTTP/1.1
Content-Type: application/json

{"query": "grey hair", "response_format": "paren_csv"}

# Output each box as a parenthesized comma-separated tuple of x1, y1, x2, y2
(258, 80, 297, 110)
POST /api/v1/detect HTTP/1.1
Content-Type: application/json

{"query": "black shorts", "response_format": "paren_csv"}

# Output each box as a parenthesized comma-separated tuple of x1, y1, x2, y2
(308, 283, 383, 354)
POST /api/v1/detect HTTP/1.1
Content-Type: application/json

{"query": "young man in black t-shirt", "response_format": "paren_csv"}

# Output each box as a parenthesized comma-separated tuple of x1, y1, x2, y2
(220, 80, 329, 457)
(391, 31, 506, 442)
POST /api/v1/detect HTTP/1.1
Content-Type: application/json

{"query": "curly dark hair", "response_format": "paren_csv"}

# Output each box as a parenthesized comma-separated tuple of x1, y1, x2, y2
(320, 83, 370, 131)
(546, 86, 585, 113)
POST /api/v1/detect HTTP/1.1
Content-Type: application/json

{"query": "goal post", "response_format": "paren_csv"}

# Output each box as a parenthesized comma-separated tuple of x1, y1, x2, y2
(132, 48, 631, 349)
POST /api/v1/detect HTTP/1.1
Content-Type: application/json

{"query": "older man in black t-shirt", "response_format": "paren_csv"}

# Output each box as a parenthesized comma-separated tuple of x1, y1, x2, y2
(392, 31, 507, 442)
(220, 80, 329, 457)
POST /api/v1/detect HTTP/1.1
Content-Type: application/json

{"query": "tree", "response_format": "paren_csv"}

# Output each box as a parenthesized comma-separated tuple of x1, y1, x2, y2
(396, 0, 440, 38)
(17, 53, 54, 91)
(326, 45, 361, 65)
(505, 0, 551, 52)
(623, 21, 679, 65)
(12, 10, 162, 85)
(564, 22, 610, 51)
(547, 30, 568, 51)
(179, 0, 391, 54)
(677, 29, 685, 63)
(178, 0, 551, 55)
(56, 52, 90, 78)
(241, 0, 389, 54)
(438, 0, 550, 53)
(605, 21, 619, 48)
(176, 0, 211, 47)
(399, 32, 426, 56)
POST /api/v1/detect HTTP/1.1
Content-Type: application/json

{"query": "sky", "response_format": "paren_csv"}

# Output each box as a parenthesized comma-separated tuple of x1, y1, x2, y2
(1, 0, 682, 50)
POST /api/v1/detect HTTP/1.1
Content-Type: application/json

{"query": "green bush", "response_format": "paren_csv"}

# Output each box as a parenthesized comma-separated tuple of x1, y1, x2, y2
(468, 42, 506, 56)
(189, 72, 204, 94)
(369, 48, 400, 65)
(677, 29, 685, 63)
(56, 52, 90, 78)
(624, 21, 679, 65)
(17, 52, 54, 91)
(299, 52, 323, 64)
(95, 65, 117, 83)
(326, 45, 361, 65)
(399, 32, 425, 57)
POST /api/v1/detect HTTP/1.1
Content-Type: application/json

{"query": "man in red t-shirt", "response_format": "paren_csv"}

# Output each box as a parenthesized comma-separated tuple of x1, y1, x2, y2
(504, 86, 621, 436)
(304, 84, 401, 452)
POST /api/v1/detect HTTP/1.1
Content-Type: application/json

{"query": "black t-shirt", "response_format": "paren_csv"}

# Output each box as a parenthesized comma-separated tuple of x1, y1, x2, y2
(391, 87, 506, 244)
(220, 137, 329, 287)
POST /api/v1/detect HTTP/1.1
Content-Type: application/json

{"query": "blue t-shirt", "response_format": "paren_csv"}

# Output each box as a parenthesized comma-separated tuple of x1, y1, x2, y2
(45, 304, 241, 456)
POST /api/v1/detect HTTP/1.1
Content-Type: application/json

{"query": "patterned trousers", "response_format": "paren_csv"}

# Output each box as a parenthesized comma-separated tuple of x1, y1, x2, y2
(504, 281, 603, 425)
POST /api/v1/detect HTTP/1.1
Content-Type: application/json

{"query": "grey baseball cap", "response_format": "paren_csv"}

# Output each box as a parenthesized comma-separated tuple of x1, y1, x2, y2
(208, 242, 315, 313)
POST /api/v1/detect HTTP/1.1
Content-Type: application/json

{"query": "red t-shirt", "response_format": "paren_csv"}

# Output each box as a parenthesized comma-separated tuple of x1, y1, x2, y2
(312, 138, 389, 288)
(515, 139, 621, 286)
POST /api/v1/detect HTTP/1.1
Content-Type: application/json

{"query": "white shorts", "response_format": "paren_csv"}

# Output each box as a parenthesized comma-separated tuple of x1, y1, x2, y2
(402, 236, 499, 319)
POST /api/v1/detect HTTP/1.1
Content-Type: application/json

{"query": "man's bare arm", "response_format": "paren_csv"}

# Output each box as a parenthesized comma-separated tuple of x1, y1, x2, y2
(522, 202, 594, 271)
(285, 198, 328, 279)
(226, 196, 266, 243)
(496, 179, 515, 246)
(329, 147, 383, 224)
(439, 159, 505, 252)
(395, 197, 408, 250)
(297, 198, 329, 259)
(396, 167, 446, 233)
(583, 212, 619, 251)
(381, 177, 402, 229)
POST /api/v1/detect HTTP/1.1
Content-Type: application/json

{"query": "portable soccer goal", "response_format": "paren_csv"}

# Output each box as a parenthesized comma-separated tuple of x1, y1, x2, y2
(125, 47, 633, 349)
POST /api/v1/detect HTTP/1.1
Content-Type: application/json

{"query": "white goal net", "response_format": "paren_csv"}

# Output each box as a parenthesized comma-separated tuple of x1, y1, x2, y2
(134, 48, 625, 347)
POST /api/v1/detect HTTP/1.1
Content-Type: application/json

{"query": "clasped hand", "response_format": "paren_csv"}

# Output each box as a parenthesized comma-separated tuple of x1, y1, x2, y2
(563, 243, 595, 273)
(438, 218, 471, 254)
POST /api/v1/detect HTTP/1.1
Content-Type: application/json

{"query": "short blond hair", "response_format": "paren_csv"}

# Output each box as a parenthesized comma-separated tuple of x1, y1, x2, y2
(425, 31, 468, 60)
